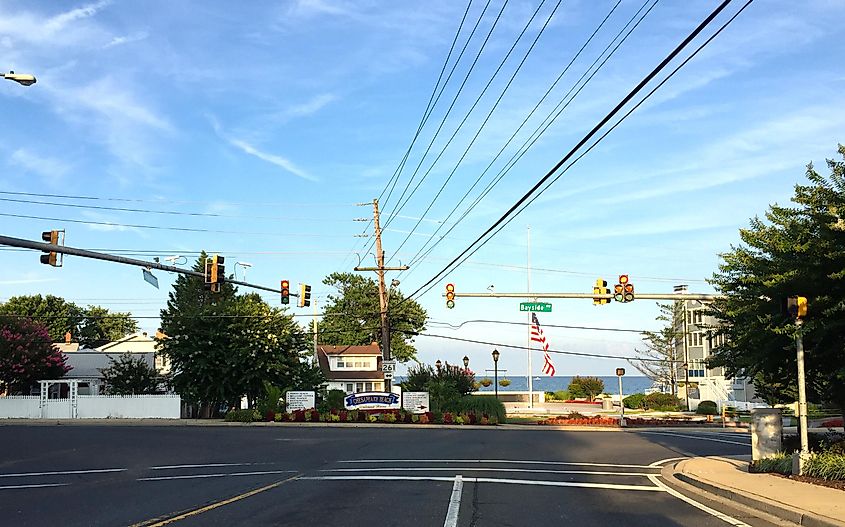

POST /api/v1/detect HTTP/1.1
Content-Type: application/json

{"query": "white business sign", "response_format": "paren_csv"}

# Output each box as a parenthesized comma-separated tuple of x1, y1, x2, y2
(285, 390, 315, 411)
(402, 392, 430, 414)
(344, 392, 400, 410)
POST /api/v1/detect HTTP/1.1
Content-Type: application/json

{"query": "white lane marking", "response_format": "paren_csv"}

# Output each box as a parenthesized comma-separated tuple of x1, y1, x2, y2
(648, 457, 689, 467)
(637, 431, 750, 447)
(139, 470, 297, 481)
(443, 475, 463, 527)
(648, 474, 750, 526)
(150, 463, 271, 470)
(0, 468, 126, 478)
(0, 483, 69, 490)
(339, 459, 660, 469)
(323, 467, 657, 477)
(303, 475, 665, 492)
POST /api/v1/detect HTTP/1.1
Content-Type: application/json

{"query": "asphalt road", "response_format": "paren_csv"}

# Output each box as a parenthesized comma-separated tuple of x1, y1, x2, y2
(0, 424, 772, 526)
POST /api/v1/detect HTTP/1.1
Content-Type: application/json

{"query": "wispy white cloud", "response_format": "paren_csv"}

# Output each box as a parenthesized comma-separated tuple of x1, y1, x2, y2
(0, 277, 59, 286)
(209, 117, 317, 182)
(287, 93, 337, 117)
(8, 148, 70, 186)
(0, 1, 111, 45)
(103, 31, 149, 49)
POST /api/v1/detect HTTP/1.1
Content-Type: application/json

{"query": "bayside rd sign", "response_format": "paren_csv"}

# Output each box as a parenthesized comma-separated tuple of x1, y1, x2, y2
(344, 392, 400, 410)
(519, 302, 552, 312)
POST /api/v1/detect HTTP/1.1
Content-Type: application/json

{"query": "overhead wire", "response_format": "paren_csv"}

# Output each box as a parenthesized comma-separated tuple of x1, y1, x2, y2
(400, 0, 654, 278)
(417, 0, 755, 302)
(0, 190, 347, 208)
(402, 0, 742, 303)
(387, 0, 563, 261)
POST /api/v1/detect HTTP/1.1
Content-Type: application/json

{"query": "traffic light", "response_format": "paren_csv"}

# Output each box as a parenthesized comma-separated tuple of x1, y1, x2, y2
(785, 296, 808, 320)
(209, 255, 224, 293)
(445, 283, 455, 309)
(281, 280, 290, 304)
(615, 275, 634, 303)
(298, 284, 311, 308)
(39, 230, 62, 267)
(593, 278, 607, 305)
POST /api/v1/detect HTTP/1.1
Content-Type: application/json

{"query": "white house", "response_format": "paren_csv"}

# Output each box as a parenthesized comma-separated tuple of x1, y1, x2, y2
(316, 343, 385, 394)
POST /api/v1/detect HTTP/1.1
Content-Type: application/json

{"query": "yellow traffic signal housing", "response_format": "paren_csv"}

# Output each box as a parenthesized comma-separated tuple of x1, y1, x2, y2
(299, 284, 312, 308)
(593, 278, 607, 305)
(39, 230, 63, 267)
(786, 296, 808, 320)
(445, 283, 455, 309)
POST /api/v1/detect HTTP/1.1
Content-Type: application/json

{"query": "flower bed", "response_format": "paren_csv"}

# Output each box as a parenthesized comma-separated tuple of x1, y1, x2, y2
(539, 416, 618, 426)
(537, 413, 708, 427)
(266, 408, 499, 425)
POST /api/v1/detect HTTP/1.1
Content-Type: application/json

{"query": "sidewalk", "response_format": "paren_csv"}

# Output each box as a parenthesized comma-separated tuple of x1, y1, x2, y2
(668, 456, 844, 526)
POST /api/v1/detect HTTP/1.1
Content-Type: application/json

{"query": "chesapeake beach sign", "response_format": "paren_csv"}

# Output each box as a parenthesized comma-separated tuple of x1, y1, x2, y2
(344, 392, 400, 410)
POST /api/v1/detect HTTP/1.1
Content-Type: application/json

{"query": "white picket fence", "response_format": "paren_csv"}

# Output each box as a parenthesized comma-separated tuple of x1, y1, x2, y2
(0, 395, 181, 419)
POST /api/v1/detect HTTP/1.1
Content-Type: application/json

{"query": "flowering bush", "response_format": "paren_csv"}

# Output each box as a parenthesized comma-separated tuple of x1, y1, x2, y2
(0, 316, 71, 394)
(419, 413, 430, 424)
(443, 412, 454, 424)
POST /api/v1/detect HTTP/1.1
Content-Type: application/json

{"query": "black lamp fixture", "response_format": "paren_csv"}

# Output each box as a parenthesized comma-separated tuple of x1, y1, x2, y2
(435, 359, 442, 371)
(492, 349, 500, 363)
(462, 356, 469, 369)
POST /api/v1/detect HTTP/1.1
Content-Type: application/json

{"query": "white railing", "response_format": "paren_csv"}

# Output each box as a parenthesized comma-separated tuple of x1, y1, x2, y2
(0, 396, 41, 418)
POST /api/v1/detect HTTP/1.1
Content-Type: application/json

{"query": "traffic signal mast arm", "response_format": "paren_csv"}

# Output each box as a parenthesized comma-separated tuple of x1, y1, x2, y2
(0, 233, 295, 296)
(441, 291, 722, 301)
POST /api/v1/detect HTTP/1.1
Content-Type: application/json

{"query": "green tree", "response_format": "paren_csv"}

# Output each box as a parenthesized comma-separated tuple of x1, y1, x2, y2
(0, 295, 137, 347)
(100, 352, 160, 395)
(709, 145, 845, 421)
(159, 254, 323, 417)
(567, 376, 605, 401)
(632, 302, 684, 397)
(317, 272, 427, 362)
(0, 316, 70, 394)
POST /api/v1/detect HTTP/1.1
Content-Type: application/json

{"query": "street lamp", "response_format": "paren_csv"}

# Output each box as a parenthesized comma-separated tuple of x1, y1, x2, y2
(435, 359, 442, 372)
(2, 71, 37, 86)
(492, 349, 500, 400)
(616, 367, 626, 427)
(462, 356, 469, 370)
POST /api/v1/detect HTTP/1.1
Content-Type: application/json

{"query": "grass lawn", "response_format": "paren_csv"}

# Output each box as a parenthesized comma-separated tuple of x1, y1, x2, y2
(505, 416, 541, 425)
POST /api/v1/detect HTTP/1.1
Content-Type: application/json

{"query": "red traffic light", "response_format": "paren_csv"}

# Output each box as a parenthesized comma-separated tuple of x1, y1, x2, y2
(619, 274, 629, 284)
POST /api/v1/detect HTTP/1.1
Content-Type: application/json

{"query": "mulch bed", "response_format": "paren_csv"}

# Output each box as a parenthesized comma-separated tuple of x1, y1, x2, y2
(774, 473, 845, 492)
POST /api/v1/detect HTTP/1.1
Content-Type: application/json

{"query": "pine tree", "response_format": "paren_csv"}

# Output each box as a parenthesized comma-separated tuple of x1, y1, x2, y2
(632, 302, 684, 397)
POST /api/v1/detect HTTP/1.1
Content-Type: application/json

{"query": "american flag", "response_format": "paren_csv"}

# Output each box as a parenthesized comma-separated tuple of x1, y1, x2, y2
(530, 313, 556, 376)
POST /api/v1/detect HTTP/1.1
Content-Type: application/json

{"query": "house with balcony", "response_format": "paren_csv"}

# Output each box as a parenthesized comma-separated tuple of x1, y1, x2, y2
(316, 343, 385, 394)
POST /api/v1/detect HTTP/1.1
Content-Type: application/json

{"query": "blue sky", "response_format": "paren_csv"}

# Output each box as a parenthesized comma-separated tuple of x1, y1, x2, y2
(1, 0, 843, 377)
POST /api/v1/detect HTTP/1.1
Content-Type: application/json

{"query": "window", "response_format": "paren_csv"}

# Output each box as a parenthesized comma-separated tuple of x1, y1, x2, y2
(356, 382, 364, 392)
(346, 383, 353, 393)
(354, 361, 362, 368)
(365, 382, 373, 391)
(337, 359, 345, 368)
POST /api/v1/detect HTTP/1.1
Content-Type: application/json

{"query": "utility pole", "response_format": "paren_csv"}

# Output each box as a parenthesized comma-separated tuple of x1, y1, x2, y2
(313, 298, 319, 366)
(354, 199, 408, 394)
(675, 284, 691, 411)
(795, 317, 810, 471)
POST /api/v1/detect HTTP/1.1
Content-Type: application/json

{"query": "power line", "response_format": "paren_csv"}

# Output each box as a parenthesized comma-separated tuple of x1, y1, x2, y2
(404, 0, 741, 303)
(413, 332, 677, 363)
(422, 0, 755, 301)
(0, 212, 352, 238)
(0, 190, 350, 208)
(428, 318, 647, 333)
(400, 0, 654, 276)
(387, 0, 563, 261)
(0, 196, 352, 223)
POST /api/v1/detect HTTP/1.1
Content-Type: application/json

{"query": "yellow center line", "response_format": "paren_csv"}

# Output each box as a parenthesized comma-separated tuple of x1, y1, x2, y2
(129, 473, 301, 527)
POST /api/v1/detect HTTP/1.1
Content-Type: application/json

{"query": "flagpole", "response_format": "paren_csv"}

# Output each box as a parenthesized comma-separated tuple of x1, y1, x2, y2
(527, 225, 533, 409)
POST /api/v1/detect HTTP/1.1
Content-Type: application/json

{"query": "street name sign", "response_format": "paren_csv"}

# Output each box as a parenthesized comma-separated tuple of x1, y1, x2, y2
(519, 302, 552, 312)
(285, 390, 315, 411)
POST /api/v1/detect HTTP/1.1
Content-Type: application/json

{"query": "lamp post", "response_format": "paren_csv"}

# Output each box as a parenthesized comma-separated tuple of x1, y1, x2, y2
(2, 71, 37, 86)
(435, 359, 442, 372)
(492, 349, 500, 400)
(462, 356, 469, 371)
(616, 367, 626, 427)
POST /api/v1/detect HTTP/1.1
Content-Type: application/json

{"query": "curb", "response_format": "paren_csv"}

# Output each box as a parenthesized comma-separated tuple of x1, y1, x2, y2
(667, 459, 845, 527)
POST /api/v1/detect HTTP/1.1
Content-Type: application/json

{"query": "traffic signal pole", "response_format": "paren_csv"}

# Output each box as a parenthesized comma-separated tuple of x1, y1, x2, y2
(445, 292, 722, 301)
(0, 234, 289, 296)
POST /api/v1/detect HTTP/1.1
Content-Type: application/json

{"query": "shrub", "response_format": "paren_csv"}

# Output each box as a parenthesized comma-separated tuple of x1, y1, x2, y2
(443, 412, 454, 424)
(643, 392, 682, 411)
(566, 411, 587, 420)
(381, 412, 397, 423)
(403, 362, 475, 413)
(324, 389, 346, 412)
(567, 376, 604, 401)
(256, 383, 284, 416)
(419, 413, 430, 424)
(224, 409, 259, 422)
(456, 395, 506, 424)
(696, 400, 718, 415)
(804, 452, 845, 480)
(623, 393, 646, 409)
(749, 452, 792, 475)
